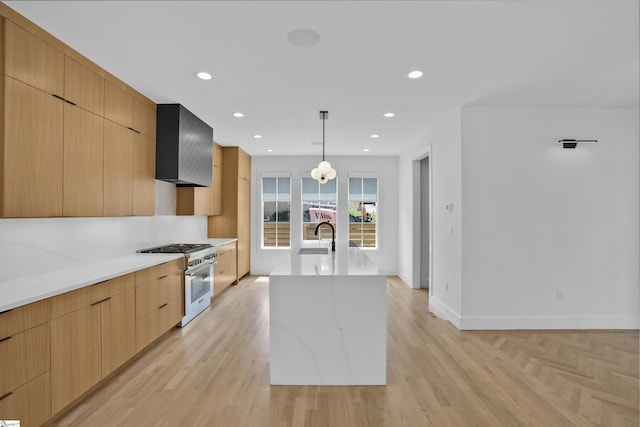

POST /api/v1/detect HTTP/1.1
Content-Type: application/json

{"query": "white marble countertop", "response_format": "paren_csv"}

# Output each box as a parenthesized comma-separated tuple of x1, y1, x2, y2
(270, 240, 385, 277)
(0, 253, 183, 312)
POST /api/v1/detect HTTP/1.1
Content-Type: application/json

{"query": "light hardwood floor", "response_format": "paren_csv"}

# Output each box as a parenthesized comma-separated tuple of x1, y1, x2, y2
(51, 276, 639, 427)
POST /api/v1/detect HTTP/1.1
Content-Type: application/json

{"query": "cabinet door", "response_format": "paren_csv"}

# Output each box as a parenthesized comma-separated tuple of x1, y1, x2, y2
(4, 20, 64, 96)
(104, 79, 134, 129)
(132, 133, 156, 216)
(63, 105, 104, 216)
(212, 143, 223, 215)
(0, 323, 50, 397)
(3, 77, 64, 217)
(133, 97, 156, 138)
(237, 177, 251, 277)
(64, 56, 104, 116)
(0, 372, 51, 427)
(104, 121, 133, 216)
(50, 305, 102, 414)
(100, 289, 135, 377)
(238, 149, 251, 181)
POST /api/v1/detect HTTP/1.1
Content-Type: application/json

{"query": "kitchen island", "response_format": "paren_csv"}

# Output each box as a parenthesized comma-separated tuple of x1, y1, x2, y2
(269, 241, 386, 385)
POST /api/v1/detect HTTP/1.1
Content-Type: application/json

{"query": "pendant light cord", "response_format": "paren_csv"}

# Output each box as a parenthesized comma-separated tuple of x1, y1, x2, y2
(322, 115, 325, 161)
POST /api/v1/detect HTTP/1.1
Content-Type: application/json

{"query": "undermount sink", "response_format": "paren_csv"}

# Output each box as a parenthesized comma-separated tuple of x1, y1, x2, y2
(297, 247, 329, 255)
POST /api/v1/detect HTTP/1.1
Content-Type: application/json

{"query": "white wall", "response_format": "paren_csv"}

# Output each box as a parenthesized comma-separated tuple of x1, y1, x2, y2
(397, 109, 463, 326)
(460, 107, 639, 329)
(250, 155, 399, 276)
(0, 181, 207, 281)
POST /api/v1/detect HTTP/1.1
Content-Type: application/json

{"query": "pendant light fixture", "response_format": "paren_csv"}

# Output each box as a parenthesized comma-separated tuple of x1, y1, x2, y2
(311, 110, 337, 184)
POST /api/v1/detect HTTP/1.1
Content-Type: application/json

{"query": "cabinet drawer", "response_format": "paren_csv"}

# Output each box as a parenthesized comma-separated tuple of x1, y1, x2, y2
(0, 372, 51, 427)
(0, 323, 50, 396)
(135, 259, 183, 286)
(135, 271, 182, 319)
(135, 297, 182, 352)
(0, 299, 49, 338)
(50, 282, 108, 319)
(216, 241, 236, 256)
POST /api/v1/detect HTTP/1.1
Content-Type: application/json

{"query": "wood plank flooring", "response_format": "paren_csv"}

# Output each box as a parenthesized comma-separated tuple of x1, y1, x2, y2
(51, 276, 639, 427)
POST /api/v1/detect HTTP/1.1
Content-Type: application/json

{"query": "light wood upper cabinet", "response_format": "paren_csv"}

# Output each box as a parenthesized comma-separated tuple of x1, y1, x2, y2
(2, 76, 64, 217)
(63, 105, 104, 217)
(212, 142, 223, 215)
(104, 121, 133, 216)
(133, 97, 156, 138)
(104, 79, 134, 129)
(132, 133, 156, 216)
(4, 20, 64, 96)
(64, 56, 104, 116)
(208, 146, 251, 279)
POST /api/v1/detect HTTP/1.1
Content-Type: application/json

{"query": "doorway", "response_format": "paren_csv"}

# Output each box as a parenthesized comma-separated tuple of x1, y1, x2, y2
(420, 156, 430, 289)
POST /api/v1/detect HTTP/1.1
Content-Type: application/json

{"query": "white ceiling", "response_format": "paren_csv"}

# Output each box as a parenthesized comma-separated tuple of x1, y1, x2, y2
(4, 0, 639, 156)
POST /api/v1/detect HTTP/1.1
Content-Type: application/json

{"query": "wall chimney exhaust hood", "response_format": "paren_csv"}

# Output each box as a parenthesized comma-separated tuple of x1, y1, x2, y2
(156, 104, 213, 187)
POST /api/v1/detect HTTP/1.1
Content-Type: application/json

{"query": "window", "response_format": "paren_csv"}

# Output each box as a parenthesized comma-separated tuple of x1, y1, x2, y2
(302, 177, 337, 241)
(262, 175, 290, 248)
(348, 176, 378, 248)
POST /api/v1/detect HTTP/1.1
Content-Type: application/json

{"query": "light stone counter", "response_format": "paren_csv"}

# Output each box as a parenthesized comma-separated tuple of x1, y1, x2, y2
(0, 253, 183, 312)
(269, 240, 386, 385)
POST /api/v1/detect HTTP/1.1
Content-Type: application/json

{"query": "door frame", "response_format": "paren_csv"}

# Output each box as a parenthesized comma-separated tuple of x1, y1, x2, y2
(411, 147, 433, 295)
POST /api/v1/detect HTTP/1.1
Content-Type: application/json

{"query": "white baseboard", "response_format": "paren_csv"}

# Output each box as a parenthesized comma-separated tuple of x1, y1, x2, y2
(397, 273, 414, 288)
(458, 315, 640, 330)
(428, 297, 461, 328)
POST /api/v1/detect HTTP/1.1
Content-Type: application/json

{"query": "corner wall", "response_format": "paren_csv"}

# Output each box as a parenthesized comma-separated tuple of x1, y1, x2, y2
(397, 109, 463, 326)
(460, 107, 640, 329)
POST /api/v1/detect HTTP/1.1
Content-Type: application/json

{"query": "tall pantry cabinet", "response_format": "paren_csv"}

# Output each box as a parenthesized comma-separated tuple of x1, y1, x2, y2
(208, 146, 251, 279)
(0, 13, 156, 218)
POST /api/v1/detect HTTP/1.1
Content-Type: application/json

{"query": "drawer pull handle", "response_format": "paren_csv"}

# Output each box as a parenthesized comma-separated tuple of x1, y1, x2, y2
(159, 303, 168, 309)
(0, 391, 12, 401)
(158, 274, 169, 280)
(91, 297, 111, 306)
(52, 94, 65, 101)
(64, 98, 77, 106)
(0, 336, 12, 344)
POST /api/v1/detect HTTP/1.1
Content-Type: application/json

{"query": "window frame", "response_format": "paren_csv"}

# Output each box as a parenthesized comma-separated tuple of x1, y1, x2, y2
(261, 173, 292, 249)
(301, 175, 338, 242)
(348, 173, 379, 250)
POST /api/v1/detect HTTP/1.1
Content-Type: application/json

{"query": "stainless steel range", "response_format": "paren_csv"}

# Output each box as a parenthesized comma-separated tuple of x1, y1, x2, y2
(138, 243, 216, 326)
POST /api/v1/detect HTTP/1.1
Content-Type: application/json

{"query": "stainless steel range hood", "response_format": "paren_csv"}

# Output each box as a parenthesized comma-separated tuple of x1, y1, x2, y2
(156, 104, 213, 187)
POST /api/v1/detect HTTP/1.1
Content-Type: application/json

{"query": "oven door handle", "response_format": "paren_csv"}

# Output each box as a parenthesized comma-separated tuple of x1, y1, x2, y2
(185, 261, 215, 276)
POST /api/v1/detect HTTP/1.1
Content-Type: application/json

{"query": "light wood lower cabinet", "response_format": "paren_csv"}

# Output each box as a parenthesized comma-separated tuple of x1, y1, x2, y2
(0, 372, 51, 427)
(214, 241, 237, 295)
(50, 303, 102, 414)
(134, 260, 183, 352)
(0, 299, 51, 426)
(49, 273, 136, 414)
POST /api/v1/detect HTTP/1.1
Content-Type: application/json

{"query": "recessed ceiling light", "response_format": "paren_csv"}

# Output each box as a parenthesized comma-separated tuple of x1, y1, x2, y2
(266, 149, 273, 152)
(363, 148, 370, 152)
(196, 71, 212, 80)
(232, 112, 244, 118)
(383, 112, 395, 118)
(370, 134, 380, 139)
(408, 70, 423, 79)
(253, 134, 262, 139)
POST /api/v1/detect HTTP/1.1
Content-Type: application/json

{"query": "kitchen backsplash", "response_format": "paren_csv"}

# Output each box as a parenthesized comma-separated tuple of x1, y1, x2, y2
(0, 215, 207, 281)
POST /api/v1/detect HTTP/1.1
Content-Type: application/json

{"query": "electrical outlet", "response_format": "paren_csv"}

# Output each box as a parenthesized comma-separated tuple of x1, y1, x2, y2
(444, 281, 449, 291)
(556, 289, 564, 300)
(447, 225, 453, 236)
